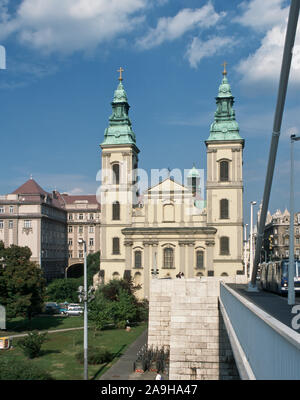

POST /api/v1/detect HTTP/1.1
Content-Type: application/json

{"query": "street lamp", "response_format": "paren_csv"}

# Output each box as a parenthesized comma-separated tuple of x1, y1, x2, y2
(288, 134, 300, 305)
(78, 238, 88, 380)
(244, 224, 248, 278)
(250, 201, 257, 281)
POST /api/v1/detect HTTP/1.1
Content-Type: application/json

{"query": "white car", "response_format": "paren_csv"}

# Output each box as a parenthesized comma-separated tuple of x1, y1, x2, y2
(65, 306, 83, 316)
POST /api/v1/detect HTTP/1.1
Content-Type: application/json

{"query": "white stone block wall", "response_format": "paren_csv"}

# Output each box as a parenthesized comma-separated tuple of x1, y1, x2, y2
(148, 277, 244, 380)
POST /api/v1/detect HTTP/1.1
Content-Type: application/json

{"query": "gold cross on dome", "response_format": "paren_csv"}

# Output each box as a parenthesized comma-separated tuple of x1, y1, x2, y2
(222, 61, 228, 76)
(117, 67, 124, 81)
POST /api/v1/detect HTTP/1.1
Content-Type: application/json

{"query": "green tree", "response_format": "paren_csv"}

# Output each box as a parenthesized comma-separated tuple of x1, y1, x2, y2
(0, 242, 46, 320)
(17, 331, 48, 359)
(46, 277, 82, 303)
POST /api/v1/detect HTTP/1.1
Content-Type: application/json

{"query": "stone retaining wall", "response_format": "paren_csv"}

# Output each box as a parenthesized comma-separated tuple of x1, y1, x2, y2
(148, 277, 246, 380)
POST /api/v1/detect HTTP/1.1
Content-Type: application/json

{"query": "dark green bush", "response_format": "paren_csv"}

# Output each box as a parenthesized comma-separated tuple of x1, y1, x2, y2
(17, 331, 48, 359)
(0, 358, 54, 380)
(75, 346, 113, 365)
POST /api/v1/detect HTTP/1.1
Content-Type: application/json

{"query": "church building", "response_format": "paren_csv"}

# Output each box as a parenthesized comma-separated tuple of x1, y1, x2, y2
(97, 67, 245, 299)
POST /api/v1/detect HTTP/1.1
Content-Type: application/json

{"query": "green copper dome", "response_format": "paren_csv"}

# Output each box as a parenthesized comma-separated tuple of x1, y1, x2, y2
(207, 73, 242, 141)
(101, 80, 136, 146)
(187, 164, 200, 178)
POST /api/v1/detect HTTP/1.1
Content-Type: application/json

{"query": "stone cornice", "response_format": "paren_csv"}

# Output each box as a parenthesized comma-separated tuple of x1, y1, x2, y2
(122, 226, 217, 236)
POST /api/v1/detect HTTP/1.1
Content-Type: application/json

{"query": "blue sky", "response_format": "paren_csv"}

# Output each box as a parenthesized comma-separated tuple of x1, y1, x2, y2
(0, 0, 299, 227)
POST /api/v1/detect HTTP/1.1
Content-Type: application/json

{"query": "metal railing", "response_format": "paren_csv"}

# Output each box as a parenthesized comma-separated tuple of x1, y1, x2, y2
(219, 282, 300, 380)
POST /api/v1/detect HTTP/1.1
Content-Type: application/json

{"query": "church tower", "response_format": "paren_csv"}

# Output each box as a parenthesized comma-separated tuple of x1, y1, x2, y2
(205, 65, 244, 276)
(99, 69, 140, 282)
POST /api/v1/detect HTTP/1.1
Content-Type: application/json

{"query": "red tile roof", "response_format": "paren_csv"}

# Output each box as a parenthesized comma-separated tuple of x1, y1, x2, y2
(12, 179, 48, 196)
(62, 194, 100, 207)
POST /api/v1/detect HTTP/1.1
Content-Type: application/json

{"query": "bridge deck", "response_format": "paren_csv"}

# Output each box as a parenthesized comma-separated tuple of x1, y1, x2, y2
(227, 284, 300, 333)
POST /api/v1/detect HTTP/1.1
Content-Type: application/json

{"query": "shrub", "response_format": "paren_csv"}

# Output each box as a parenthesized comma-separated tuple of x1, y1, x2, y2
(0, 358, 54, 380)
(75, 347, 113, 365)
(17, 331, 48, 359)
(116, 320, 127, 329)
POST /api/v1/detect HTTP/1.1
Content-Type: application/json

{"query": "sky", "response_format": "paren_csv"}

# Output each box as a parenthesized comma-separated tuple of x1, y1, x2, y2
(0, 0, 299, 228)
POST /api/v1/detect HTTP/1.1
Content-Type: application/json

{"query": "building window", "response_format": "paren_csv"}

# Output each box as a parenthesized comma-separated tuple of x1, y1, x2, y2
(163, 248, 174, 269)
(0, 207, 4, 214)
(79, 250, 83, 258)
(68, 226, 73, 233)
(68, 214, 73, 220)
(89, 226, 94, 233)
(9, 206, 14, 214)
(24, 220, 32, 228)
(221, 272, 229, 277)
(89, 213, 94, 220)
(296, 238, 300, 245)
(78, 226, 83, 234)
(134, 251, 142, 269)
(220, 199, 229, 219)
(112, 272, 120, 280)
(112, 201, 120, 220)
(0, 220, 3, 229)
(112, 164, 120, 185)
(285, 237, 289, 246)
(89, 238, 94, 247)
(68, 239, 73, 246)
(8, 220, 13, 229)
(296, 228, 299, 235)
(274, 228, 278, 234)
(220, 161, 229, 182)
(112, 237, 120, 255)
(79, 213, 84, 220)
(285, 250, 289, 257)
(296, 249, 300, 257)
(69, 251, 73, 258)
(196, 250, 204, 269)
(220, 237, 230, 255)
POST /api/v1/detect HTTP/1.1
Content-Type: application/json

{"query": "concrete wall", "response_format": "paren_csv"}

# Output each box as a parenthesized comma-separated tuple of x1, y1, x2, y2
(148, 277, 247, 380)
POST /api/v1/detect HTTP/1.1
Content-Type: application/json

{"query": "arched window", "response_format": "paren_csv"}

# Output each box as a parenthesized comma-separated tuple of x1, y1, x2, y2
(112, 164, 120, 185)
(133, 272, 142, 285)
(220, 237, 230, 255)
(134, 250, 142, 269)
(221, 272, 228, 277)
(220, 161, 229, 182)
(112, 237, 120, 255)
(220, 199, 229, 219)
(112, 201, 120, 220)
(163, 248, 174, 269)
(196, 272, 203, 278)
(112, 272, 120, 280)
(196, 250, 204, 269)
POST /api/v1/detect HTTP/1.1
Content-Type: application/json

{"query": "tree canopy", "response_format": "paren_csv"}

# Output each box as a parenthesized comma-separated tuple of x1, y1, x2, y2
(0, 241, 46, 320)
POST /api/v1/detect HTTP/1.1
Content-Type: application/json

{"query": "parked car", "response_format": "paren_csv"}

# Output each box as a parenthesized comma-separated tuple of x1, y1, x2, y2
(65, 306, 83, 316)
(44, 302, 60, 315)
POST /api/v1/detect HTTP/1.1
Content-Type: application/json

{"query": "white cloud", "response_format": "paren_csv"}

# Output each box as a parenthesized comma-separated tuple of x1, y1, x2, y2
(186, 36, 237, 68)
(235, 0, 289, 32)
(0, 0, 149, 54)
(136, 3, 224, 49)
(236, 0, 300, 85)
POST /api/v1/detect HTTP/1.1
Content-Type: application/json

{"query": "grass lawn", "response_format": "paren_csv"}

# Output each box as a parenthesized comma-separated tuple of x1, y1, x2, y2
(0, 323, 147, 380)
(3, 315, 85, 336)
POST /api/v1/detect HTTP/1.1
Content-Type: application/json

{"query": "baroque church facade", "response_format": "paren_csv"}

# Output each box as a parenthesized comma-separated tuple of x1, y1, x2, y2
(97, 68, 245, 299)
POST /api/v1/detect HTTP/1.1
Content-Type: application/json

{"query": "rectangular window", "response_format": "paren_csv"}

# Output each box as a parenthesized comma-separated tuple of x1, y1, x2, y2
(0, 220, 3, 229)
(68, 226, 73, 233)
(285, 250, 289, 257)
(78, 226, 83, 234)
(112, 238, 120, 255)
(9, 206, 14, 214)
(79, 214, 84, 220)
(89, 238, 94, 247)
(69, 251, 73, 258)
(68, 239, 73, 246)
(8, 220, 13, 229)
(89, 226, 94, 233)
(296, 249, 300, 257)
(296, 238, 300, 245)
(79, 250, 83, 258)
(0, 207, 4, 214)
(68, 214, 73, 220)
(89, 214, 94, 220)
(24, 220, 32, 228)
(220, 237, 230, 255)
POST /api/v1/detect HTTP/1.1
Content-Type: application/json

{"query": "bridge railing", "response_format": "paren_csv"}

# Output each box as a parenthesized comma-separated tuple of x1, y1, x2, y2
(219, 282, 300, 380)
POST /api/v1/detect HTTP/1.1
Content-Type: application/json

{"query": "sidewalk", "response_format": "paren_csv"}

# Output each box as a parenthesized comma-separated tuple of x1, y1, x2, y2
(99, 328, 162, 381)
